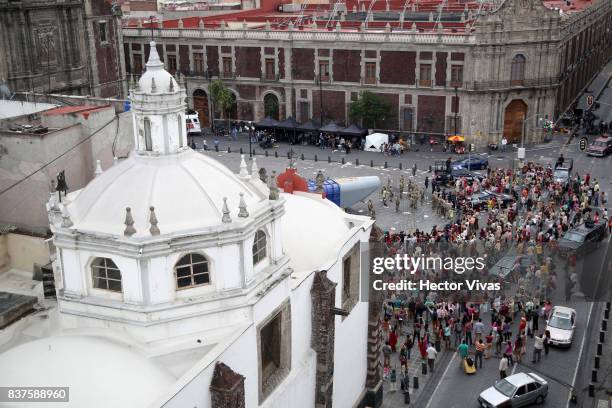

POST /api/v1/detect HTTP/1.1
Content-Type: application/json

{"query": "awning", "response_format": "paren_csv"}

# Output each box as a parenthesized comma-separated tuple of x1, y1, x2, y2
(255, 116, 280, 128)
(447, 135, 465, 142)
(340, 123, 368, 137)
(299, 119, 321, 131)
(277, 116, 301, 129)
(320, 122, 343, 133)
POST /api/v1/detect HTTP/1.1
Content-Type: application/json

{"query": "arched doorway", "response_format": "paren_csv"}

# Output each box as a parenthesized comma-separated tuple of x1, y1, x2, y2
(193, 89, 209, 128)
(503, 99, 527, 144)
(264, 93, 280, 120)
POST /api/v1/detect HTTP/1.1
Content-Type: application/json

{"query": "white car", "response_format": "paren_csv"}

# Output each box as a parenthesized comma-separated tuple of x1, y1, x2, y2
(478, 372, 548, 408)
(185, 110, 202, 136)
(545, 306, 576, 347)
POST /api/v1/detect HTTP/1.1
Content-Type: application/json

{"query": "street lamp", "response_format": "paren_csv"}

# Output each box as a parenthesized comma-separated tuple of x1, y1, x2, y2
(249, 122, 253, 158)
(453, 86, 458, 137)
(207, 70, 215, 135)
(317, 74, 324, 125)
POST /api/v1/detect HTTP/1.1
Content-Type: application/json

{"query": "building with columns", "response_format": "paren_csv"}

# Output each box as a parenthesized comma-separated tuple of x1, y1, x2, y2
(0, 0, 127, 97)
(0, 41, 375, 408)
(122, 0, 612, 145)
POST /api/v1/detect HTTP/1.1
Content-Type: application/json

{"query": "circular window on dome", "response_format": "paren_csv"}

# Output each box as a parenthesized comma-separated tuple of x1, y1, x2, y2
(175, 253, 210, 289)
(91, 258, 122, 292)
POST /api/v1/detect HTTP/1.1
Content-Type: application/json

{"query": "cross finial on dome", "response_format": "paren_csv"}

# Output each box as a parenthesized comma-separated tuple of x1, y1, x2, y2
(146, 41, 164, 69)
(221, 197, 231, 223)
(124, 207, 136, 236)
(238, 193, 249, 218)
(149, 206, 160, 235)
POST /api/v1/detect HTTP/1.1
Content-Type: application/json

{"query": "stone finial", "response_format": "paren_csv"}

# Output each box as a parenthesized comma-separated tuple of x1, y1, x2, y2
(311, 20, 317, 30)
(437, 22, 443, 33)
(429, 12, 433, 22)
(412, 22, 417, 33)
(239, 154, 249, 178)
(385, 1, 390, 11)
(61, 207, 74, 228)
(151, 77, 157, 93)
(360, 22, 366, 32)
(198, 19, 205, 29)
(336, 22, 341, 31)
(137, 19, 143, 28)
(169, 78, 174, 92)
(352, 4, 356, 12)
(265, 20, 271, 30)
(385, 22, 391, 33)
(412, 3, 416, 12)
(288, 20, 294, 30)
(361, 2, 366, 11)
(250, 157, 259, 181)
(259, 167, 268, 184)
(124, 207, 136, 236)
(113, 156, 119, 166)
(94, 159, 103, 177)
(238, 193, 249, 218)
(220, 20, 226, 29)
(268, 171, 279, 200)
(243, 19, 248, 29)
(178, 18, 184, 29)
(149, 206, 160, 235)
(221, 197, 231, 223)
(315, 170, 325, 193)
(461, 12, 465, 22)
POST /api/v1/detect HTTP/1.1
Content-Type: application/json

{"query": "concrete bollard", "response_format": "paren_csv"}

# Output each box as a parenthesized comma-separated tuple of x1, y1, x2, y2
(265, 150, 269, 157)
(328, 156, 331, 163)
(370, 160, 374, 167)
(301, 153, 304, 160)
(606, 302, 611, 310)
(429, 165, 432, 172)
(228, 146, 231, 153)
(399, 162, 402, 170)
(597, 343, 603, 356)
(240, 147, 243, 154)
(404, 390, 410, 404)
(275, 151, 278, 158)
(592, 369, 598, 383)
(355, 158, 359, 166)
(413, 376, 419, 389)
(603, 320, 608, 331)
(342, 157, 345, 164)
(605, 309, 610, 320)
(315, 155, 318, 162)
(287, 151, 291, 159)
(252, 149, 256, 156)
(384, 161, 388, 169)
(600, 331, 605, 343)
(589, 383, 595, 397)
(595, 356, 600, 369)
(421, 362, 427, 375)
(215, 145, 219, 152)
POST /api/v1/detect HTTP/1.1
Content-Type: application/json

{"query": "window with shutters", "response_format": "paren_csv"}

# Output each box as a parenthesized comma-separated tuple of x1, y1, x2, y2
(365, 62, 376, 84)
(258, 302, 291, 402)
(193, 52, 204, 74)
(451, 65, 463, 87)
(511, 54, 526, 85)
(419, 64, 432, 87)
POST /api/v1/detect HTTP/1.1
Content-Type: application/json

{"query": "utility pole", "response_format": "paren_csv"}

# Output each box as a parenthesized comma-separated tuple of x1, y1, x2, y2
(453, 86, 458, 137)
(318, 74, 324, 124)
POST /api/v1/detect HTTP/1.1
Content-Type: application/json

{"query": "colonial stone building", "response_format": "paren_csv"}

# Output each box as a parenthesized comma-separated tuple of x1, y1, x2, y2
(122, 0, 612, 145)
(0, 0, 127, 97)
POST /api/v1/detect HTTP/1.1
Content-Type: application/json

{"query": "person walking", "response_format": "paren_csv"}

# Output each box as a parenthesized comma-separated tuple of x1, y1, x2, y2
(389, 368, 398, 392)
(383, 341, 392, 367)
(475, 339, 485, 369)
(426, 343, 438, 372)
(499, 355, 509, 379)
(532, 333, 544, 363)
(485, 330, 494, 359)
(474, 318, 485, 343)
(543, 330, 551, 356)
(504, 341, 514, 367)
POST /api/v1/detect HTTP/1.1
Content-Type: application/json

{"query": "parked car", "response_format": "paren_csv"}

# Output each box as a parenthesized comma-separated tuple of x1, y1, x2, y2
(469, 190, 514, 210)
(545, 306, 577, 347)
(452, 155, 489, 170)
(185, 110, 202, 136)
(435, 168, 484, 185)
(478, 372, 548, 407)
(558, 221, 606, 256)
(553, 157, 573, 186)
(586, 136, 612, 157)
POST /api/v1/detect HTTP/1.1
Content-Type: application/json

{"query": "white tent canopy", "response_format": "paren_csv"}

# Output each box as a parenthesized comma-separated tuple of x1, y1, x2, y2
(364, 132, 389, 152)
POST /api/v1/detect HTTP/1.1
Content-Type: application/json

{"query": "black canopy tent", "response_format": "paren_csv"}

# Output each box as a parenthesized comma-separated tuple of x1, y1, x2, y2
(319, 122, 343, 133)
(276, 116, 302, 143)
(254, 116, 280, 128)
(299, 119, 321, 132)
(340, 123, 367, 137)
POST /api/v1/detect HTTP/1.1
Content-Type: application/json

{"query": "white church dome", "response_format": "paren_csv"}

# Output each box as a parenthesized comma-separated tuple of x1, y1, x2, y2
(66, 149, 266, 237)
(0, 335, 175, 408)
(281, 193, 350, 273)
(137, 41, 178, 94)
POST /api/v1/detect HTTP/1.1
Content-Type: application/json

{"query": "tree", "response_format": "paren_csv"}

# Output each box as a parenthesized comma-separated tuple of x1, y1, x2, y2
(349, 91, 392, 129)
(209, 79, 235, 129)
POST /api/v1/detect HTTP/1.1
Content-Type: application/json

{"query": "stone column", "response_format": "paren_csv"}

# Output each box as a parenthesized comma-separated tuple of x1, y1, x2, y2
(364, 225, 385, 408)
(311, 270, 336, 408)
(209, 362, 246, 408)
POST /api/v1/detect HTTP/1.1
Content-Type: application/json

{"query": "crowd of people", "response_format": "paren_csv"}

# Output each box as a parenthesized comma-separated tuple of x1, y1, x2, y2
(377, 156, 610, 392)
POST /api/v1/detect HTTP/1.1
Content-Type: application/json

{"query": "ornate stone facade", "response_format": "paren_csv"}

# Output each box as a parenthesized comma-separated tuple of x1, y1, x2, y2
(122, 0, 612, 145)
(0, 0, 127, 97)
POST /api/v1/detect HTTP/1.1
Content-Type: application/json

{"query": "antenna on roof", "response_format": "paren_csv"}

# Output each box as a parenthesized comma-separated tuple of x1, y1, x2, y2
(150, 15, 155, 40)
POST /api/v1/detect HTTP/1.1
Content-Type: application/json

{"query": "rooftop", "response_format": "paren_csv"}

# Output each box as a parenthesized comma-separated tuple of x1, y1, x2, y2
(41, 105, 111, 117)
(0, 100, 57, 120)
(123, 0, 597, 34)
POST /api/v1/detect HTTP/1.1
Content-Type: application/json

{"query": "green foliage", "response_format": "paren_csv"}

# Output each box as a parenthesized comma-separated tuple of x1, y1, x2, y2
(348, 91, 391, 128)
(209, 79, 235, 119)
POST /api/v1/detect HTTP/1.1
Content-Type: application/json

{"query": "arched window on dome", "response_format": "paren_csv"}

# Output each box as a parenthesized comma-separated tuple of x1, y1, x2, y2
(175, 253, 210, 289)
(144, 117, 152, 151)
(252, 229, 267, 266)
(177, 114, 184, 147)
(91, 257, 122, 292)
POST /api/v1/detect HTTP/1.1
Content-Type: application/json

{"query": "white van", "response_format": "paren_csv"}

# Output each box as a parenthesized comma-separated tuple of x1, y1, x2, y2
(186, 110, 202, 136)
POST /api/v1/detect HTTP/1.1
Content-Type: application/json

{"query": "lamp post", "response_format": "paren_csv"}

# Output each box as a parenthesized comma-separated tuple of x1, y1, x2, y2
(207, 70, 215, 135)
(317, 74, 324, 125)
(453, 86, 458, 137)
(249, 122, 253, 158)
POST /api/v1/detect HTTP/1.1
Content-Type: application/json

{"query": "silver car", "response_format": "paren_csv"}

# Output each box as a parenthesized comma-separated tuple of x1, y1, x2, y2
(545, 306, 576, 347)
(478, 372, 548, 407)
